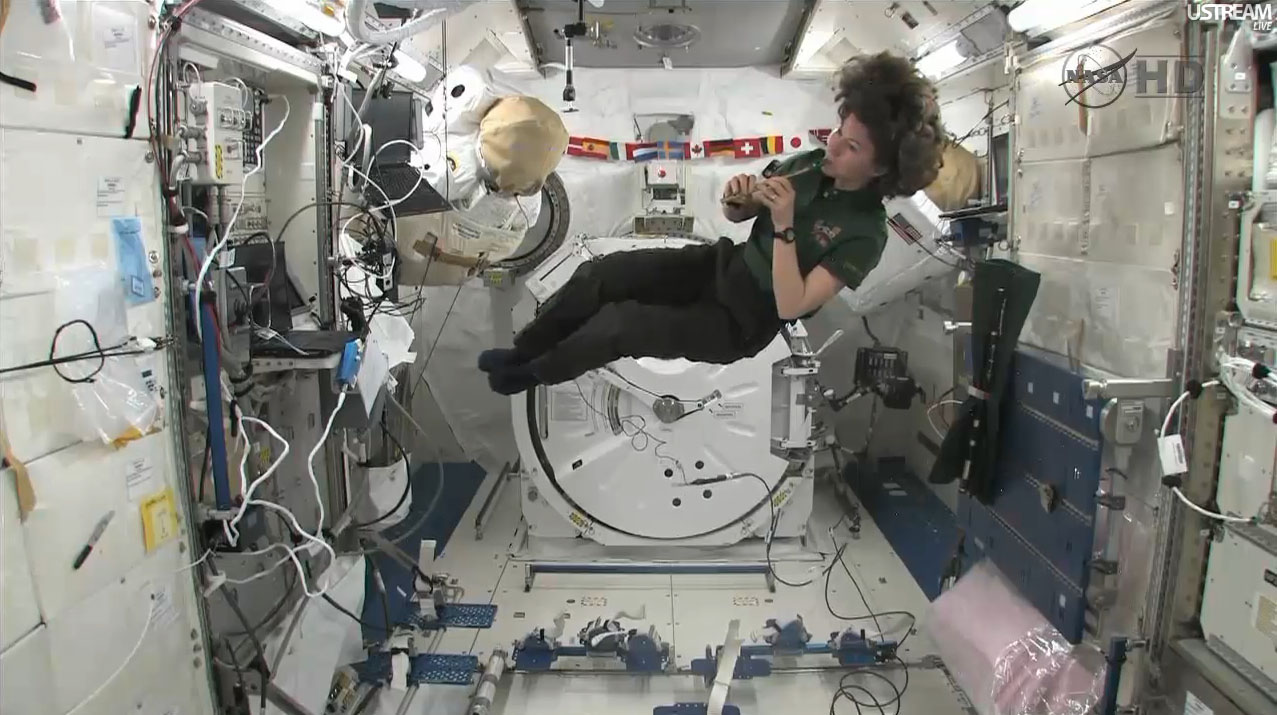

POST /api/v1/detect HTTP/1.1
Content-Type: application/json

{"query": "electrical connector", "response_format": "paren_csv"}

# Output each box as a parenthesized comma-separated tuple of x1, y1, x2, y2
(337, 340, 362, 386)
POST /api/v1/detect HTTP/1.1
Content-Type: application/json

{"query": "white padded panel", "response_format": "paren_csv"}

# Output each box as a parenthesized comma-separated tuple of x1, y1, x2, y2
(1218, 400, 1277, 517)
(0, 626, 55, 715)
(1016, 18, 1180, 162)
(0, 129, 165, 463)
(44, 543, 207, 715)
(1, 474, 41, 653)
(20, 435, 172, 622)
(1013, 159, 1088, 259)
(1082, 21, 1182, 157)
(1087, 145, 1182, 268)
(0, 0, 154, 138)
(1018, 253, 1174, 378)
(1015, 61, 1089, 163)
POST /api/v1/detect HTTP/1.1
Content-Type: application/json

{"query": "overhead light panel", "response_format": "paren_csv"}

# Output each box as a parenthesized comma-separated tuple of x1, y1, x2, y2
(1007, 0, 1126, 36)
(914, 39, 967, 79)
(262, 0, 345, 35)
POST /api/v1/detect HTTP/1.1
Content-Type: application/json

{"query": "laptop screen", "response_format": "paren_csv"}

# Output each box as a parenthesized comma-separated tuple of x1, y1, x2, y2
(353, 89, 417, 165)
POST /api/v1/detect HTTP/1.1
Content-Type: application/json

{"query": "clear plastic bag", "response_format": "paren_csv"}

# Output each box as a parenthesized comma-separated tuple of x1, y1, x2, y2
(928, 559, 1107, 715)
(991, 625, 1107, 715)
(54, 269, 158, 445)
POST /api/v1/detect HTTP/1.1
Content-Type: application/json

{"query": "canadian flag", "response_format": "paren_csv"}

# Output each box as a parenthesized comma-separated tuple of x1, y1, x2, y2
(733, 138, 761, 159)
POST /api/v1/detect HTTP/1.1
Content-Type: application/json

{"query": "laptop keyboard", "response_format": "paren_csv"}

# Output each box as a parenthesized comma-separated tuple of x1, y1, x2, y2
(368, 165, 447, 215)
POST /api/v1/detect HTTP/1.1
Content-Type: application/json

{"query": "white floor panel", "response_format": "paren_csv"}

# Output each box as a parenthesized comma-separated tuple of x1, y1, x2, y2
(391, 471, 974, 714)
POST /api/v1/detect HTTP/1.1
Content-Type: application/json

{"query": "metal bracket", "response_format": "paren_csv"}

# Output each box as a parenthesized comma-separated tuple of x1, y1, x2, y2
(1092, 559, 1119, 575)
(1096, 492, 1127, 511)
(1083, 378, 1176, 400)
(1100, 399, 1145, 445)
(943, 320, 972, 335)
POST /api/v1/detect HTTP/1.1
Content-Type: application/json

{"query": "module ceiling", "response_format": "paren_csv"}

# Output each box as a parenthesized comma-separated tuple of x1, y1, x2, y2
(513, 0, 812, 69)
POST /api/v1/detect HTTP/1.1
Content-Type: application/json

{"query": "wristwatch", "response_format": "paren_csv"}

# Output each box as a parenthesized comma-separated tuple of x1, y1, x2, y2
(773, 227, 796, 244)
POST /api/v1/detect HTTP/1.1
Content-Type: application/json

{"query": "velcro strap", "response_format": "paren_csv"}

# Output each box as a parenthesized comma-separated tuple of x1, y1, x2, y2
(413, 235, 487, 271)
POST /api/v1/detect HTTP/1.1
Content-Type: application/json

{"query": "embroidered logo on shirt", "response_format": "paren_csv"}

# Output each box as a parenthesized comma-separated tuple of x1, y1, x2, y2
(812, 220, 843, 248)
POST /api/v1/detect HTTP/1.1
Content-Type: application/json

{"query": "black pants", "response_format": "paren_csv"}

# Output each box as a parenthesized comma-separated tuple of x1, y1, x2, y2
(513, 238, 784, 385)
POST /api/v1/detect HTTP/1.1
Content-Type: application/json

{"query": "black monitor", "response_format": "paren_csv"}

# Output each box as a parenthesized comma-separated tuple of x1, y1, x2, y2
(352, 89, 418, 164)
(230, 240, 304, 330)
(991, 132, 1010, 204)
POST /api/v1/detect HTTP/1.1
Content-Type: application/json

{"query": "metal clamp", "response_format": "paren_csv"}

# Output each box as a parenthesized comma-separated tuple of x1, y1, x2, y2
(943, 321, 972, 335)
(1082, 378, 1176, 400)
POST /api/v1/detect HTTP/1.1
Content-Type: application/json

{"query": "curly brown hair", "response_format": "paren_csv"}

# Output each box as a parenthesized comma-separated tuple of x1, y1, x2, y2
(835, 52, 947, 198)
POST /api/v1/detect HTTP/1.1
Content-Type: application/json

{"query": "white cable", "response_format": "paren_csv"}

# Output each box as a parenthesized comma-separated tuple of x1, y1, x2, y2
(1171, 486, 1253, 523)
(63, 588, 157, 715)
(192, 94, 291, 340)
(926, 398, 963, 440)
(225, 415, 292, 544)
(1157, 378, 1256, 523)
(309, 390, 349, 540)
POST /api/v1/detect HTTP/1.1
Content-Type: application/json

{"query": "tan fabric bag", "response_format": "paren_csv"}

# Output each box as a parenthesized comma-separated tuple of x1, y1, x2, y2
(477, 96, 569, 196)
(924, 141, 982, 211)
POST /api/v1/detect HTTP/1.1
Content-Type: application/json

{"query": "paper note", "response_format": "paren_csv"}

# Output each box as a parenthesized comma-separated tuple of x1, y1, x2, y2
(140, 488, 178, 552)
(125, 455, 156, 501)
(152, 582, 179, 630)
(94, 5, 138, 73)
(1092, 286, 1118, 325)
(1184, 692, 1214, 715)
(96, 177, 126, 217)
(1255, 593, 1277, 639)
(111, 217, 156, 306)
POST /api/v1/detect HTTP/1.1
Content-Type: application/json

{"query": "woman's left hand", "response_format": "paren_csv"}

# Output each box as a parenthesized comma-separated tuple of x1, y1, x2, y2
(754, 177, 796, 230)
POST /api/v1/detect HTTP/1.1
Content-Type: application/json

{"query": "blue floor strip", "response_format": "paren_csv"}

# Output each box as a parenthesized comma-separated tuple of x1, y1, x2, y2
(846, 457, 961, 600)
(358, 461, 488, 643)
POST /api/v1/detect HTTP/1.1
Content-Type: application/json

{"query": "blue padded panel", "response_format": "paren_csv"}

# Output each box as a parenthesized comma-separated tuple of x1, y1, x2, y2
(849, 458, 961, 600)
(956, 348, 1102, 643)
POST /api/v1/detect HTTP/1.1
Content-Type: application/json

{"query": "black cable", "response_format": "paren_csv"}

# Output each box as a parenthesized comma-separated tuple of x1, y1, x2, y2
(219, 635, 251, 715)
(197, 431, 211, 503)
(348, 424, 412, 530)
(861, 316, 881, 346)
(206, 560, 271, 703)
(321, 592, 385, 631)
(953, 100, 1009, 145)
(830, 661, 908, 715)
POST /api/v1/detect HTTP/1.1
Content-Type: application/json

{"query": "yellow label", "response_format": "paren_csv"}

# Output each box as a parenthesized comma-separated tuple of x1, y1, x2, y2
(1269, 237, 1277, 279)
(140, 487, 178, 553)
(568, 511, 590, 530)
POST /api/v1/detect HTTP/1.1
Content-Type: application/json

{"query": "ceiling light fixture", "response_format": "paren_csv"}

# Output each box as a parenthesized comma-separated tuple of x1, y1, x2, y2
(914, 39, 967, 79)
(1006, 0, 1126, 37)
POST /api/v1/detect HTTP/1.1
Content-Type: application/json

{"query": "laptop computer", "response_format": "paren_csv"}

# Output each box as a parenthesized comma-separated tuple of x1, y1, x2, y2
(232, 242, 356, 359)
(353, 89, 450, 217)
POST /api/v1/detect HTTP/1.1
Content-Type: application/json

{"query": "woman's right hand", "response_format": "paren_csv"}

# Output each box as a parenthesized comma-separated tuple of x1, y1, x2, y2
(723, 174, 758, 203)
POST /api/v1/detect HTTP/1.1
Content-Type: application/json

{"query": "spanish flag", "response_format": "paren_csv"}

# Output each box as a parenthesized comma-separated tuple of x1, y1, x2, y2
(566, 136, 613, 159)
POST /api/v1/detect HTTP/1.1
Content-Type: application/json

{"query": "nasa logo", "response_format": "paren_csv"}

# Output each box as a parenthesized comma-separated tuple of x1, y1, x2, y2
(1059, 43, 1206, 109)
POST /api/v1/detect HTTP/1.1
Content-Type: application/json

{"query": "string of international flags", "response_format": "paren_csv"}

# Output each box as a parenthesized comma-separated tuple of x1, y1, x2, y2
(565, 129, 834, 162)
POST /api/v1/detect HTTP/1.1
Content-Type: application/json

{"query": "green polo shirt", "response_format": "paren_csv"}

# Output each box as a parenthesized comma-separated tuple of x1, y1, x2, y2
(742, 149, 888, 304)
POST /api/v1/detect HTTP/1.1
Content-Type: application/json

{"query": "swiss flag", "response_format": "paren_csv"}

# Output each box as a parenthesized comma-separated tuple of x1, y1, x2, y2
(733, 138, 762, 159)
